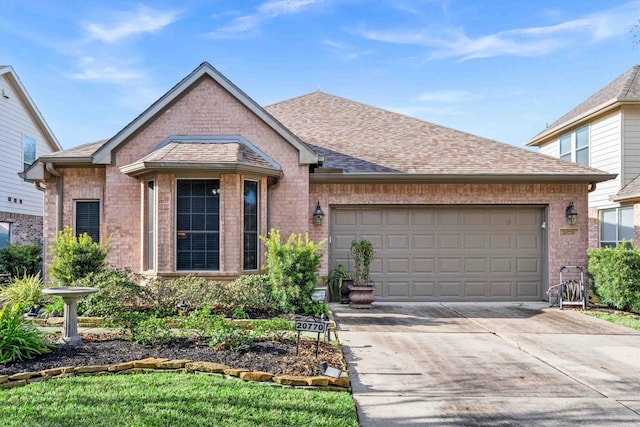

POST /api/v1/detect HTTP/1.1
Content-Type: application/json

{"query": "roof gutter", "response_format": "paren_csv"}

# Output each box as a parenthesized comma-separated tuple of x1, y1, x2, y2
(119, 161, 283, 178)
(309, 172, 617, 185)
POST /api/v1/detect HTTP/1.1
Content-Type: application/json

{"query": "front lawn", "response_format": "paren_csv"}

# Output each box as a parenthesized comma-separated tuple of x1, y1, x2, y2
(585, 310, 640, 330)
(0, 372, 358, 427)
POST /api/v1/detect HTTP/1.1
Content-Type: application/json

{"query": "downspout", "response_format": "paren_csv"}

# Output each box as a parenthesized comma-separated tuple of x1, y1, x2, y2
(45, 163, 63, 233)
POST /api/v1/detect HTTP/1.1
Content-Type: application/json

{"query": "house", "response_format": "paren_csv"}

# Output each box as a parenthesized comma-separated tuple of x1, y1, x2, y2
(24, 62, 615, 301)
(527, 65, 640, 249)
(0, 66, 61, 249)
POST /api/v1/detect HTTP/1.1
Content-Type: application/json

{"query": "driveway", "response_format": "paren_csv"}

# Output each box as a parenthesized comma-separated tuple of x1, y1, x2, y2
(331, 302, 640, 426)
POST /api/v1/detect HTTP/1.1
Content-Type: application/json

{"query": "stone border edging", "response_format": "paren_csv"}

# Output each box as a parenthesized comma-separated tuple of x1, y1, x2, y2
(0, 357, 350, 391)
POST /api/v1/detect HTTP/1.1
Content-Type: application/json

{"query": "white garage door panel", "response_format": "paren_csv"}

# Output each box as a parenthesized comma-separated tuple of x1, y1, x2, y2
(330, 206, 544, 301)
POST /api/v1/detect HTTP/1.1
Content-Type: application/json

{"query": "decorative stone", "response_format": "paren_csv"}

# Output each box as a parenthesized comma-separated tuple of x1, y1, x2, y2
(239, 371, 274, 382)
(306, 376, 330, 386)
(40, 367, 74, 377)
(8, 372, 40, 381)
(76, 365, 109, 373)
(108, 362, 134, 372)
(133, 358, 169, 368)
(157, 359, 192, 369)
(273, 375, 308, 386)
(223, 368, 249, 377)
(0, 375, 8, 384)
(328, 372, 350, 388)
(185, 362, 229, 373)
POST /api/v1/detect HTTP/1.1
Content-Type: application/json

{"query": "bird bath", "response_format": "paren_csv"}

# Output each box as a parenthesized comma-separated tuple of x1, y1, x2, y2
(42, 287, 98, 344)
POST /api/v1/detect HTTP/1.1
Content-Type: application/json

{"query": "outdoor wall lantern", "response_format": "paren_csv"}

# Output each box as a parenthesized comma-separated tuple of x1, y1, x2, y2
(313, 201, 325, 225)
(565, 202, 578, 225)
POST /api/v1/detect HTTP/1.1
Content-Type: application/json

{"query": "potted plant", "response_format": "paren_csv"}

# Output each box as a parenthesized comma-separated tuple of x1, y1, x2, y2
(348, 239, 375, 308)
(327, 264, 354, 304)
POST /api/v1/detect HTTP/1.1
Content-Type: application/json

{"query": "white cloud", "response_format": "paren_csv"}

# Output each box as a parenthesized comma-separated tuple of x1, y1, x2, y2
(83, 5, 181, 43)
(206, 0, 322, 38)
(67, 57, 143, 83)
(323, 38, 374, 60)
(355, 1, 640, 60)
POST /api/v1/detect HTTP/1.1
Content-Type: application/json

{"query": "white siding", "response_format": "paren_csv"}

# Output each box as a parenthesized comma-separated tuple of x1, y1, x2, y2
(588, 111, 622, 209)
(0, 74, 56, 217)
(622, 105, 640, 186)
(537, 140, 558, 157)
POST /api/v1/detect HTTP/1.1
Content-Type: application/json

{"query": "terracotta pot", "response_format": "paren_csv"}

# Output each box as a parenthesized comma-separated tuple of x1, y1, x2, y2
(348, 285, 375, 309)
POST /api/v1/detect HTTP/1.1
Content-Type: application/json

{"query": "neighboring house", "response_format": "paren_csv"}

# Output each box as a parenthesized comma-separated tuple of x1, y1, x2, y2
(24, 62, 614, 302)
(0, 66, 61, 249)
(527, 65, 640, 249)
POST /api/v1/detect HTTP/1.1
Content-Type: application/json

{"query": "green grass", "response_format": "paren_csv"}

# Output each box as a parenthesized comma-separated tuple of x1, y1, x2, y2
(585, 310, 640, 330)
(0, 372, 358, 427)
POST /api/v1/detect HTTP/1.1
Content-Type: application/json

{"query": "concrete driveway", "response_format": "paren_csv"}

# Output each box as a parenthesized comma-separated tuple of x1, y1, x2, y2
(331, 302, 640, 426)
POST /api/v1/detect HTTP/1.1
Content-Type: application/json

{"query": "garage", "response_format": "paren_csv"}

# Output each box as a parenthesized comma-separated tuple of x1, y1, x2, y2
(329, 206, 545, 301)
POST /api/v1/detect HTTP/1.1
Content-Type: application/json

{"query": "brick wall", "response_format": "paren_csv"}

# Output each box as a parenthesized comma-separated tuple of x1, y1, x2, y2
(0, 211, 43, 245)
(310, 182, 589, 292)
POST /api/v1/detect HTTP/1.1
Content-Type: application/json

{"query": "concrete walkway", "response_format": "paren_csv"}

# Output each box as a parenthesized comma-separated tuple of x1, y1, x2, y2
(331, 302, 640, 426)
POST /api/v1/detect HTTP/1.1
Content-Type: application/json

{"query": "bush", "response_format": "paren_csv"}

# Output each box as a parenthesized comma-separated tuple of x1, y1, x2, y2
(261, 230, 324, 313)
(0, 273, 44, 311)
(0, 244, 42, 277)
(75, 268, 148, 317)
(0, 304, 51, 363)
(225, 274, 277, 316)
(588, 243, 640, 313)
(110, 311, 173, 345)
(49, 227, 108, 287)
(207, 316, 252, 351)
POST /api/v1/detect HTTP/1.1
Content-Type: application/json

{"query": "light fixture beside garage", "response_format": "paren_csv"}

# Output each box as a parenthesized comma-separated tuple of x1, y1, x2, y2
(313, 201, 325, 225)
(565, 202, 578, 225)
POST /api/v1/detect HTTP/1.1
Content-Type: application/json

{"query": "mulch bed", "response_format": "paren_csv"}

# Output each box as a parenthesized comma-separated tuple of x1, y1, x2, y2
(0, 333, 346, 377)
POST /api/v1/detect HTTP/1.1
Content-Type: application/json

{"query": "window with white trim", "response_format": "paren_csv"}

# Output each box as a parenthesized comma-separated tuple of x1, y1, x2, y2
(0, 222, 11, 248)
(559, 126, 589, 166)
(75, 201, 100, 242)
(243, 180, 259, 270)
(23, 135, 36, 182)
(600, 207, 634, 247)
(176, 179, 220, 271)
(145, 180, 155, 270)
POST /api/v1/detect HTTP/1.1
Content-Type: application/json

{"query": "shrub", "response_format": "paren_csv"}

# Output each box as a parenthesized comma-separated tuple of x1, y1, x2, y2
(303, 301, 329, 318)
(0, 273, 44, 311)
(588, 243, 640, 313)
(149, 275, 227, 314)
(225, 274, 277, 316)
(251, 317, 295, 340)
(130, 316, 173, 345)
(207, 316, 252, 351)
(0, 304, 51, 363)
(261, 230, 324, 313)
(75, 268, 148, 317)
(0, 244, 42, 277)
(49, 227, 108, 287)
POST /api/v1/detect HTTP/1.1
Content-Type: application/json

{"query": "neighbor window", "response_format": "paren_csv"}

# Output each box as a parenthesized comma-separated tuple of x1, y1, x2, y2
(600, 207, 634, 247)
(23, 135, 36, 181)
(0, 222, 11, 248)
(559, 126, 589, 166)
(75, 201, 100, 242)
(243, 180, 259, 270)
(176, 179, 220, 271)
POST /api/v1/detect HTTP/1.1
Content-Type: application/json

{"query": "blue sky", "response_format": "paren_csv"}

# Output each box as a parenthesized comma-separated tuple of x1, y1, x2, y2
(1, 0, 639, 150)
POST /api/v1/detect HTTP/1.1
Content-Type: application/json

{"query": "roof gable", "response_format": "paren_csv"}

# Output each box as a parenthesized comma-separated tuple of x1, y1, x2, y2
(0, 66, 61, 152)
(266, 91, 614, 183)
(92, 62, 318, 165)
(527, 65, 640, 146)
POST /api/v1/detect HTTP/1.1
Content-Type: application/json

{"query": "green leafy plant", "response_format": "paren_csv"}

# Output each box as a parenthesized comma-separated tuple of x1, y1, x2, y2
(261, 229, 325, 313)
(179, 307, 216, 340)
(49, 227, 109, 287)
(327, 264, 350, 302)
(250, 317, 295, 340)
(207, 316, 252, 351)
(0, 272, 44, 311)
(75, 268, 148, 317)
(0, 244, 42, 277)
(588, 242, 640, 313)
(351, 239, 375, 286)
(303, 301, 329, 318)
(129, 316, 173, 345)
(0, 304, 52, 363)
(40, 296, 64, 318)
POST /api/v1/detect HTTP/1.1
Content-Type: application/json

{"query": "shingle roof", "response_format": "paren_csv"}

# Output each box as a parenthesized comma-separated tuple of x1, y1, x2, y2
(266, 91, 613, 181)
(528, 65, 640, 144)
(40, 140, 107, 160)
(613, 174, 640, 202)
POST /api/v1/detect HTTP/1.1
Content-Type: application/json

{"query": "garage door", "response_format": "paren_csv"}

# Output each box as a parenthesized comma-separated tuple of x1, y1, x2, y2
(329, 206, 544, 301)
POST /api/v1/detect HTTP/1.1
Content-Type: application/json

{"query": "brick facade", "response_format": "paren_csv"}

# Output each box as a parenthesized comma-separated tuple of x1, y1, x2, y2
(0, 211, 43, 246)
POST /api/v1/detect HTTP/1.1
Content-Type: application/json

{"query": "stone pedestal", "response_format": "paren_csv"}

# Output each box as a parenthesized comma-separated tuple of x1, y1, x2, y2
(348, 286, 375, 309)
(42, 287, 98, 345)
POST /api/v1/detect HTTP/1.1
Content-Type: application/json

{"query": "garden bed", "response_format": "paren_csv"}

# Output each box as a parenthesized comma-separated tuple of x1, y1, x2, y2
(0, 333, 345, 377)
